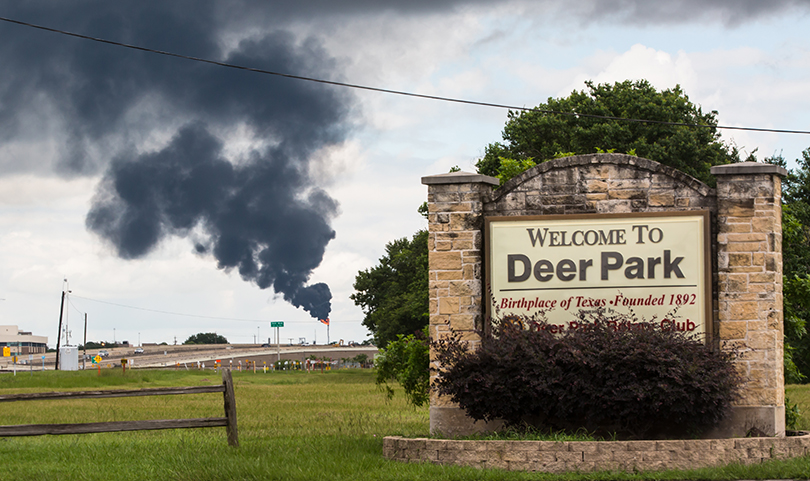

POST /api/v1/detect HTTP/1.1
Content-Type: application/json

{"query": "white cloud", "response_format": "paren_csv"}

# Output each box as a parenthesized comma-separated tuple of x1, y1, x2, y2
(564, 44, 697, 94)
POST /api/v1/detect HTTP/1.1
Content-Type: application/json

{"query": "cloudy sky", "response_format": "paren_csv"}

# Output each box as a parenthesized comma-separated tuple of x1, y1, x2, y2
(1, 1, 809, 347)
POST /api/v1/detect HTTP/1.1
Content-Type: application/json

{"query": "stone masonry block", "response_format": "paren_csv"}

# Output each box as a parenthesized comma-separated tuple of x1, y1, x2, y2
(430, 251, 462, 270)
(437, 271, 463, 281)
(435, 240, 452, 251)
(728, 301, 759, 320)
(555, 451, 583, 462)
(448, 314, 475, 330)
(656, 440, 687, 451)
(720, 222, 753, 234)
(649, 192, 675, 206)
(433, 192, 461, 203)
(596, 200, 632, 213)
(586, 180, 608, 192)
(727, 233, 768, 243)
(612, 451, 642, 464)
(752, 216, 776, 232)
(725, 241, 768, 253)
(749, 272, 776, 284)
(583, 452, 613, 463)
(534, 442, 569, 453)
(719, 199, 756, 217)
(576, 441, 614, 454)
(608, 189, 647, 200)
(747, 331, 777, 350)
(452, 239, 474, 250)
(453, 451, 485, 466)
(726, 274, 748, 292)
(439, 298, 459, 315)
(429, 202, 474, 213)
(449, 213, 477, 231)
(745, 388, 779, 405)
(448, 281, 473, 297)
(610, 178, 652, 190)
(718, 321, 747, 339)
(626, 441, 656, 451)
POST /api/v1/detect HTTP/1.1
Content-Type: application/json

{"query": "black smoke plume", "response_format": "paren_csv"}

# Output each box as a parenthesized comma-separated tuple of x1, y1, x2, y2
(0, 2, 353, 319)
(87, 124, 338, 319)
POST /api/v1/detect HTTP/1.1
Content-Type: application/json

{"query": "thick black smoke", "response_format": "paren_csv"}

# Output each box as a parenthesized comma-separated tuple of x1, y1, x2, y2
(87, 124, 338, 319)
(0, 2, 353, 318)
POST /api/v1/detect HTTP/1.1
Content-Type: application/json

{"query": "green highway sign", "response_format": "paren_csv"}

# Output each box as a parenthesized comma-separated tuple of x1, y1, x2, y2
(270, 321, 284, 328)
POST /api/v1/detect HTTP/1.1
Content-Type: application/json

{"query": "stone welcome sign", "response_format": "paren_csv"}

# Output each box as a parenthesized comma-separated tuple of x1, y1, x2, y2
(422, 154, 786, 438)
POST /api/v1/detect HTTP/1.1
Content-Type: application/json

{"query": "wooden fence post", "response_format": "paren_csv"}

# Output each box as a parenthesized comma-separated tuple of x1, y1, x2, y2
(222, 368, 239, 447)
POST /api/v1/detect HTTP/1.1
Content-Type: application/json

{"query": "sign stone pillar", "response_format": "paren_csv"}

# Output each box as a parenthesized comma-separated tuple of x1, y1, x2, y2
(422, 171, 499, 436)
(711, 162, 787, 437)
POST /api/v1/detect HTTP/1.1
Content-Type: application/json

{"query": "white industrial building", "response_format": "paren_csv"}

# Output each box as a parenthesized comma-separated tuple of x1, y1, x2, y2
(0, 325, 48, 355)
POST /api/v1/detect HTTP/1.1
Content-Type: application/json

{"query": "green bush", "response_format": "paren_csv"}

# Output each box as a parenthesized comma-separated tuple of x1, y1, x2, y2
(433, 312, 741, 439)
(786, 396, 801, 430)
(374, 327, 429, 407)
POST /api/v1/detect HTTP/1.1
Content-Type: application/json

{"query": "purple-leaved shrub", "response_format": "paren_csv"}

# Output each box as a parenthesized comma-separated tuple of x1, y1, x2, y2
(433, 310, 741, 439)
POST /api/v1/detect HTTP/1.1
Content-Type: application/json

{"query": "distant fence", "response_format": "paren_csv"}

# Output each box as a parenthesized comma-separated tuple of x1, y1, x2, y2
(0, 368, 238, 447)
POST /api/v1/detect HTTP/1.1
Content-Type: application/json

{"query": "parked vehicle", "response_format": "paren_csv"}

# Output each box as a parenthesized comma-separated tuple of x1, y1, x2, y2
(134, 347, 144, 354)
(98, 350, 109, 358)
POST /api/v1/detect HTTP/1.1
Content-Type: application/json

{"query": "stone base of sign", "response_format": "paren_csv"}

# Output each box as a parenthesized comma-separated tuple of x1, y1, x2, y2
(705, 406, 786, 439)
(430, 406, 503, 437)
(383, 432, 810, 473)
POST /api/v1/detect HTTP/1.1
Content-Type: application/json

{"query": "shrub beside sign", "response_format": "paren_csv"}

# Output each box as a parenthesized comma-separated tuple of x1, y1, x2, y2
(485, 211, 711, 337)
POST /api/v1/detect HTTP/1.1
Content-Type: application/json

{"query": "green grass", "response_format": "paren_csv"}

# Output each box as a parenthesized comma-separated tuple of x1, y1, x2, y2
(786, 384, 810, 431)
(1, 370, 810, 480)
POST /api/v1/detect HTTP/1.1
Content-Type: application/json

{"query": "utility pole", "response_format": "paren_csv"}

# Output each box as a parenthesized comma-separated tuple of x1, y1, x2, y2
(83, 314, 87, 371)
(55, 290, 65, 371)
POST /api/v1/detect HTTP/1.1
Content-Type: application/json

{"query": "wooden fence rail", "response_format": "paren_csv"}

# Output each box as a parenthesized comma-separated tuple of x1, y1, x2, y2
(0, 368, 238, 447)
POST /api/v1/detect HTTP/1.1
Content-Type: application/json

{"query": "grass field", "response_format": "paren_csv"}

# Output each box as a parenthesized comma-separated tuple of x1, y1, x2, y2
(2, 369, 810, 480)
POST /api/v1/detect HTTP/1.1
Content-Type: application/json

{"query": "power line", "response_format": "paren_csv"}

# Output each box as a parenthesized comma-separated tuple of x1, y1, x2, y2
(0, 15, 808, 136)
(67, 297, 85, 316)
(70, 294, 359, 324)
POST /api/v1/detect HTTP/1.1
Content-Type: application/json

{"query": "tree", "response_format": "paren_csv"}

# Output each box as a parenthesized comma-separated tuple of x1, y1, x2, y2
(768, 149, 810, 382)
(476, 80, 742, 186)
(184, 332, 228, 344)
(351, 229, 429, 348)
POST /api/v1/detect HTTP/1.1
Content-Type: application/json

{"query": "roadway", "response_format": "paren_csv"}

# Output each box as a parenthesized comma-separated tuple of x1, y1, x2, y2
(0, 343, 379, 371)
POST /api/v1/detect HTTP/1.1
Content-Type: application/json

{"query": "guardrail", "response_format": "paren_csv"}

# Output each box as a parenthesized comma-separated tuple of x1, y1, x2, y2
(0, 368, 238, 447)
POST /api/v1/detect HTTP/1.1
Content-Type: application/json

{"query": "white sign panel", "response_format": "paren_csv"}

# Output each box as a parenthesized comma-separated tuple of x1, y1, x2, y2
(486, 212, 711, 337)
